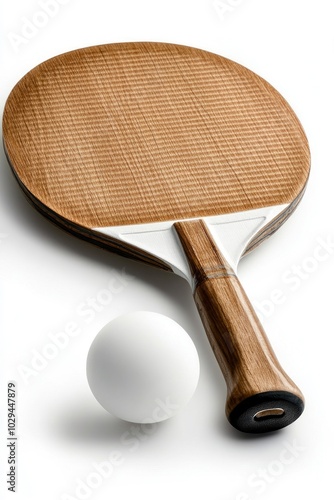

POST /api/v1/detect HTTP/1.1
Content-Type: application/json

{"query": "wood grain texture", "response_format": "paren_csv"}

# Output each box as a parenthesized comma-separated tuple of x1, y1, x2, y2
(3, 42, 310, 230)
(175, 220, 304, 420)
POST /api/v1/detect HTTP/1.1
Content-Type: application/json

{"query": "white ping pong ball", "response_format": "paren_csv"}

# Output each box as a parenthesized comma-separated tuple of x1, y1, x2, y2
(86, 311, 200, 423)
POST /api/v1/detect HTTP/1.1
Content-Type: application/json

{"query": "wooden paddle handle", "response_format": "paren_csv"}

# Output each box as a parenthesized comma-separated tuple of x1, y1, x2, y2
(174, 220, 304, 433)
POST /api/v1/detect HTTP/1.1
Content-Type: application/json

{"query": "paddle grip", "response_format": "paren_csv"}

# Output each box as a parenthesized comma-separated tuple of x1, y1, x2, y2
(174, 219, 304, 433)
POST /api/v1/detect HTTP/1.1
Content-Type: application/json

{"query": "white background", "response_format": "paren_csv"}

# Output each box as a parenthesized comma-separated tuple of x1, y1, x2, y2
(1, 1, 333, 499)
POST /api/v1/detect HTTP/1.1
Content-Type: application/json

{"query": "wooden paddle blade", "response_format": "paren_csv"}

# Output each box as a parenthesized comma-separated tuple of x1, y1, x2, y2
(174, 219, 304, 433)
(3, 42, 310, 231)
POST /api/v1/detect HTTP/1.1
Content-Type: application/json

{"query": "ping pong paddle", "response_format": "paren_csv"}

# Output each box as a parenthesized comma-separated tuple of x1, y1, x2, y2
(3, 42, 310, 433)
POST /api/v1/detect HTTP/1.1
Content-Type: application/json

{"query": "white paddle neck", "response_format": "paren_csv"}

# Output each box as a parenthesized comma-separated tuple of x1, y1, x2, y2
(93, 205, 288, 289)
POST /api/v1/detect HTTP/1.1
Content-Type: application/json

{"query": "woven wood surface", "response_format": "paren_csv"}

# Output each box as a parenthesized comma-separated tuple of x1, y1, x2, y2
(3, 42, 310, 228)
